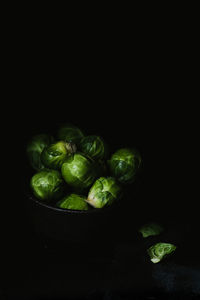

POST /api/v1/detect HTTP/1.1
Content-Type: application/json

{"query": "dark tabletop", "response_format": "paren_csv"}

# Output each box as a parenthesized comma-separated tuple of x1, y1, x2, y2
(2, 176, 200, 300)
(2, 99, 198, 300)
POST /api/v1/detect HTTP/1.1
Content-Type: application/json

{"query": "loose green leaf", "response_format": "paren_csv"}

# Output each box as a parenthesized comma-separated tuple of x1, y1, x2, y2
(139, 222, 164, 238)
(147, 242, 176, 263)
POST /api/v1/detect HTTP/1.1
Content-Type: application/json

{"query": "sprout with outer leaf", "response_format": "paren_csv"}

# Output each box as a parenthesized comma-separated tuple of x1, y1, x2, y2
(26, 134, 54, 171)
(139, 222, 164, 238)
(30, 170, 65, 202)
(61, 152, 97, 190)
(108, 148, 142, 184)
(57, 124, 84, 145)
(56, 193, 89, 210)
(147, 242, 176, 263)
(86, 177, 122, 208)
(41, 141, 76, 170)
(79, 135, 108, 160)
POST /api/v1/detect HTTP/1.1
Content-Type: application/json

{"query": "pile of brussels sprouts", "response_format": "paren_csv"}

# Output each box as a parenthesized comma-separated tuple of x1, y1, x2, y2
(27, 124, 142, 211)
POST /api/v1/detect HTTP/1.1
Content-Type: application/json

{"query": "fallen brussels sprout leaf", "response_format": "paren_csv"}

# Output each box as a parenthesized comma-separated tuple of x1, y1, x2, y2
(139, 222, 164, 238)
(147, 242, 176, 263)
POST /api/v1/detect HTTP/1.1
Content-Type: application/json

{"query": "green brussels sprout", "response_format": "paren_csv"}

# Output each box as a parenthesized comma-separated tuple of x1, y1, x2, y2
(86, 177, 122, 208)
(57, 124, 84, 145)
(41, 141, 76, 170)
(26, 134, 54, 171)
(30, 170, 65, 201)
(56, 193, 89, 210)
(108, 148, 142, 184)
(147, 242, 176, 263)
(139, 222, 164, 238)
(61, 152, 97, 190)
(79, 135, 108, 160)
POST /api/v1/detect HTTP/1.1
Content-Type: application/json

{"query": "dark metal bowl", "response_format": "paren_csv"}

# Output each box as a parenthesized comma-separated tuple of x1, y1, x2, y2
(23, 171, 144, 248)
(25, 188, 122, 243)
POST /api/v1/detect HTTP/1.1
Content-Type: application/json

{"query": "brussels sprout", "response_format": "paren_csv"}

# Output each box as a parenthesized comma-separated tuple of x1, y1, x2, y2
(86, 177, 122, 208)
(41, 141, 76, 170)
(30, 170, 65, 201)
(108, 148, 142, 184)
(61, 152, 97, 190)
(26, 134, 54, 171)
(79, 135, 108, 160)
(56, 193, 89, 210)
(139, 223, 164, 238)
(57, 124, 84, 145)
(147, 242, 176, 263)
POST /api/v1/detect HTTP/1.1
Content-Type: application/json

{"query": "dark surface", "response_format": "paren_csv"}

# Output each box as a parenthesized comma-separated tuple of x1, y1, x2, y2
(2, 17, 198, 298)
(2, 210, 200, 299)
(2, 77, 198, 299)
(2, 103, 200, 300)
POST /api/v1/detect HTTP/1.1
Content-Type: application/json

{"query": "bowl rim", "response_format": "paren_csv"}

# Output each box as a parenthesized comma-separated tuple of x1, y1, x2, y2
(26, 191, 119, 215)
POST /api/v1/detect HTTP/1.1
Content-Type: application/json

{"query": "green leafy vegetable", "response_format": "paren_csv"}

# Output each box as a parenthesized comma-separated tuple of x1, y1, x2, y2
(108, 148, 141, 184)
(87, 177, 122, 208)
(79, 135, 108, 160)
(26, 134, 54, 171)
(139, 222, 164, 238)
(30, 170, 65, 202)
(61, 152, 97, 190)
(147, 242, 176, 263)
(41, 141, 76, 170)
(57, 124, 84, 145)
(56, 193, 89, 210)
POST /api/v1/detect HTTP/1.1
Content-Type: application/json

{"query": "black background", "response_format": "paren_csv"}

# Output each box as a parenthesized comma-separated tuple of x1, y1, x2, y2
(1, 22, 199, 299)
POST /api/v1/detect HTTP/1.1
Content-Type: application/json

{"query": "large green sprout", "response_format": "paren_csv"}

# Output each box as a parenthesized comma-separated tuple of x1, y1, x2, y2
(30, 170, 65, 202)
(41, 141, 76, 170)
(79, 135, 108, 160)
(108, 148, 142, 184)
(57, 124, 84, 145)
(61, 152, 97, 190)
(86, 177, 122, 208)
(26, 134, 54, 171)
